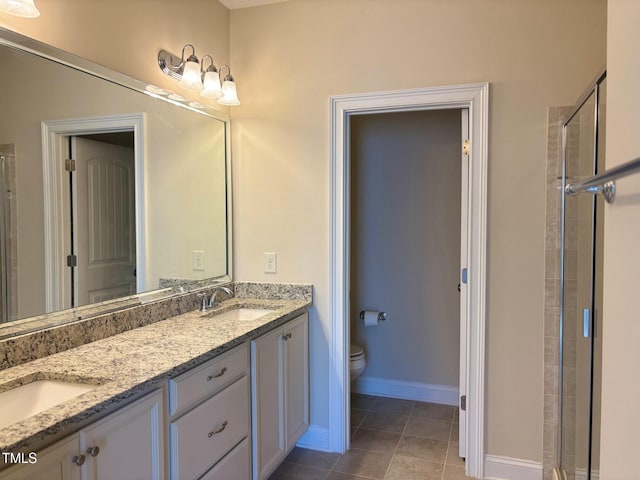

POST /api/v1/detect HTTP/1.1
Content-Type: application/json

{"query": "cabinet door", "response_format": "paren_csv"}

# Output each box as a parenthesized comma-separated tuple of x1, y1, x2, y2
(80, 390, 164, 480)
(0, 436, 80, 480)
(284, 313, 309, 448)
(251, 326, 285, 480)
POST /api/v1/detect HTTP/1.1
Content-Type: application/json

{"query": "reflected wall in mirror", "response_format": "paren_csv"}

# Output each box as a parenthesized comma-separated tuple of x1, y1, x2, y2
(0, 28, 232, 335)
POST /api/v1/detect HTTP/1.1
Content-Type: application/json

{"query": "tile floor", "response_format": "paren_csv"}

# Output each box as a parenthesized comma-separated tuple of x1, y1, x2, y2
(268, 393, 474, 480)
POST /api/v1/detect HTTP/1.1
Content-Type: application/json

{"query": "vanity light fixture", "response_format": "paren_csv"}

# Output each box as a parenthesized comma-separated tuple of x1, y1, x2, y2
(0, 0, 40, 17)
(158, 44, 240, 105)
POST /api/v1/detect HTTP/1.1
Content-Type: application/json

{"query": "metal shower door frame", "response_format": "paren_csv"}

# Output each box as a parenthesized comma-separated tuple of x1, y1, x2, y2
(557, 69, 606, 480)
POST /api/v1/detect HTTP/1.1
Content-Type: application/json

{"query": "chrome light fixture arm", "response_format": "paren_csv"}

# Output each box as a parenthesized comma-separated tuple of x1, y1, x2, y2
(158, 44, 198, 81)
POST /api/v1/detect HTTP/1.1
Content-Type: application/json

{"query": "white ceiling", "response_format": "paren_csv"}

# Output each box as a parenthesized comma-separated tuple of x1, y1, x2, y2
(219, 0, 290, 9)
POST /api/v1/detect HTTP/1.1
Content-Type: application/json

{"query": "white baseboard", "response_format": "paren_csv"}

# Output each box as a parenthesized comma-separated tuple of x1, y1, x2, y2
(295, 425, 331, 452)
(352, 376, 459, 405)
(484, 454, 543, 480)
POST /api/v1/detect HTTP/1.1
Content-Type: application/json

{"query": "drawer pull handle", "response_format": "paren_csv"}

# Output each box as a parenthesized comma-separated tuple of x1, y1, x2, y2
(72, 455, 86, 466)
(87, 446, 100, 457)
(207, 367, 227, 381)
(282, 332, 292, 341)
(208, 421, 228, 437)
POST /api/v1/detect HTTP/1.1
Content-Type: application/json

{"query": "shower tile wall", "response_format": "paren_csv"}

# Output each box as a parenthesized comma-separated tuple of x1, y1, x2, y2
(543, 106, 572, 479)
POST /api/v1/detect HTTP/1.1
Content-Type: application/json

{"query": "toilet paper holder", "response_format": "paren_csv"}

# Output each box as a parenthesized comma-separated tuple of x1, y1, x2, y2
(359, 311, 387, 322)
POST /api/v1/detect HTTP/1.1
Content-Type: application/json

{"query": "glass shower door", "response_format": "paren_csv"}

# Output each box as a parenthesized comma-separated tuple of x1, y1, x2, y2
(560, 77, 605, 480)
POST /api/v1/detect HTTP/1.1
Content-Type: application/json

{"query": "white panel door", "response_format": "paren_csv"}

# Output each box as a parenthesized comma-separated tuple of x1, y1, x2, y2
(71, 137, 136, 306)
(459, 108, 470, 458)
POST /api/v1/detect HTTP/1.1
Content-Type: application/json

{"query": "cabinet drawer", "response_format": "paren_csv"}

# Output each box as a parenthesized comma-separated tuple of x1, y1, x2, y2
(169, 343, 248, 417)
(199, 437, 250, 480)
(170, 375, 249, 480)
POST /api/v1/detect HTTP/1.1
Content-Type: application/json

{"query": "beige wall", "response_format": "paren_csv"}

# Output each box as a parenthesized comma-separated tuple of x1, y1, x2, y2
(229, 0, 606, 462)
(0, 0, 230, 107)
(0, 0, 610, 466)
(600, 1, 640, 478)
(350, 110, 461, 388)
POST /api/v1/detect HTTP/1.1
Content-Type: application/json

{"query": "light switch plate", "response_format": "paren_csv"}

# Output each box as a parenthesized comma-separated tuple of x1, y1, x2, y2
(264, 252, 277, 273)
(192, 251, 205, 271)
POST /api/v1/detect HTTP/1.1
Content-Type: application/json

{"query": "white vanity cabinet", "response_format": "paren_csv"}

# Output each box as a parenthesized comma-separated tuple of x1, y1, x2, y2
(0, 390, 164, 480)
(167, 343, 251, 480)
(251, 313, 309, 480)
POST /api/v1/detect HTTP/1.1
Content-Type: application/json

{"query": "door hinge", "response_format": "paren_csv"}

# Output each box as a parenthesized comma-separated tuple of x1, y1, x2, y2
(65, 158, 76, 172)
(460, 395, 466, 411)
(66, 254, 77, 267)
(462, 139, 470, 156)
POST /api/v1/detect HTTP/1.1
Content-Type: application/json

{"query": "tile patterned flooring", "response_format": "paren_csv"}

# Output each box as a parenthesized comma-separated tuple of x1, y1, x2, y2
(268, 394, 474, 480)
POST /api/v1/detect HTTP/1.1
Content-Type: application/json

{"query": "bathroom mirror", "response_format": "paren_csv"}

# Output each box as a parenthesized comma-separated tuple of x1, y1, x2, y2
(0, 28, 232, 338)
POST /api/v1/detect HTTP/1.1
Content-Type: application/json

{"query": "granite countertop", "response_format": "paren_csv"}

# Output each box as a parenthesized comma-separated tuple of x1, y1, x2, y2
(0, 297, 310, 457)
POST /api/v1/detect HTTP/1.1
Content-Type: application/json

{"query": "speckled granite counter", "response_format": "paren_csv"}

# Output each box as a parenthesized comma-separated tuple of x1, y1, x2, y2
(0, 296, 310, 459)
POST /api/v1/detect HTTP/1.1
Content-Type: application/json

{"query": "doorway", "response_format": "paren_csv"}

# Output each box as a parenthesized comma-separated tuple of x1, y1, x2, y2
(41, 113, 146, 313)
(329, 84, 489, 478)
(348, 107, 466, 456)
(349, 107, 464, 396)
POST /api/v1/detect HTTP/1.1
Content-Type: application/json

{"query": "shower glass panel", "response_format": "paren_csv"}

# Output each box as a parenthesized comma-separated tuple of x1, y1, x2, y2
(559, 74, 605, 480)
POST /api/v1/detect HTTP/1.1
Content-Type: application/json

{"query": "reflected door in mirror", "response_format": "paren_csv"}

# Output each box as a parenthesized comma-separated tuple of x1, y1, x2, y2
(72, 136, 136, 307)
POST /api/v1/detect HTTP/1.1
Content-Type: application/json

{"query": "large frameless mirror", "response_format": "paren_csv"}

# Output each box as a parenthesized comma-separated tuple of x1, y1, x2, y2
(0, 27, 232, 339)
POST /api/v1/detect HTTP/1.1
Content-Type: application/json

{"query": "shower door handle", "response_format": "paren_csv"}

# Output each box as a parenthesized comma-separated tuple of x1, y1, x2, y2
(583, 308, 590, 338)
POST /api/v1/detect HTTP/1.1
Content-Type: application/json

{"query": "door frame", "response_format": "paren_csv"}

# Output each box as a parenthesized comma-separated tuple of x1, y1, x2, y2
(328, 83, 488, 478)
(41, 113, 146, 312)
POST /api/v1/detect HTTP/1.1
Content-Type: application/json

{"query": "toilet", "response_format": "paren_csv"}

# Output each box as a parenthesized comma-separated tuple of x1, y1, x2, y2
(350, 344, 366, 381)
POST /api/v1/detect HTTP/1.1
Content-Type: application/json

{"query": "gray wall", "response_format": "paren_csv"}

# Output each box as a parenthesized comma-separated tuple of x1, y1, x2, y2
(349, 109, 462, 387)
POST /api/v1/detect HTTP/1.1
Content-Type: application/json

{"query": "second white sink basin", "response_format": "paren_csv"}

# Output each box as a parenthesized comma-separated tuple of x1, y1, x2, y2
(0, 379, 96, 429)
(210, 308, 272, 322)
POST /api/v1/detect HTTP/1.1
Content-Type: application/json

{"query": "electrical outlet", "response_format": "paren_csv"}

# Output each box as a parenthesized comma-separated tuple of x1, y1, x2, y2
(264, 252, 277, 273)
(192, 251, 205, 271)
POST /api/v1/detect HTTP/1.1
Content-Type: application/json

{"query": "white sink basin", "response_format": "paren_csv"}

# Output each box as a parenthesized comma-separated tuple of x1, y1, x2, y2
(0, 380, 96, 429)
(210, 308, 272, 322)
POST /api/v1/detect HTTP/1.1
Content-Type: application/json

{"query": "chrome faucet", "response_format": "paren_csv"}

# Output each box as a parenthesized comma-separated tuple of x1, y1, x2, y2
(208, 286, 233, 309)
(197, 292, 209, 312)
